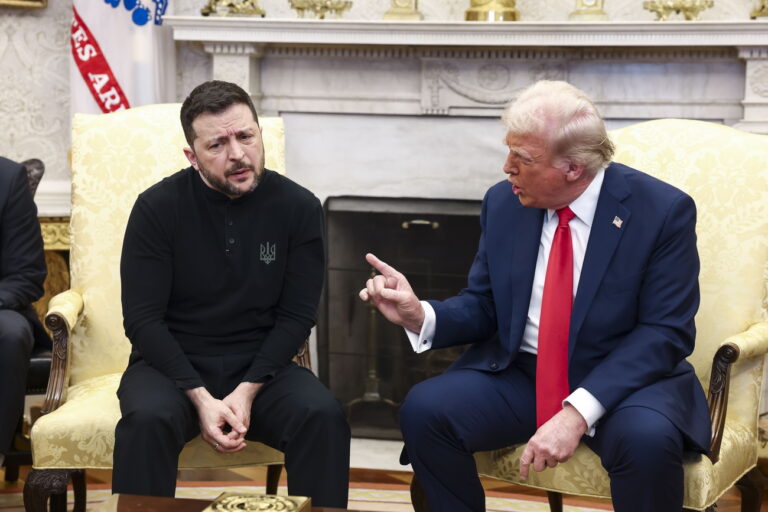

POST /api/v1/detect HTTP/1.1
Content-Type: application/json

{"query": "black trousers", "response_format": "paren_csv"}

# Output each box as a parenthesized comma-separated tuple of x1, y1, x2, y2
(0, 310, 34, 455)
(112, 354, 350, 508)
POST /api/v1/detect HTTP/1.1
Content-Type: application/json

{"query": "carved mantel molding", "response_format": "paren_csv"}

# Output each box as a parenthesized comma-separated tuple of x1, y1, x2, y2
(39, 217, 70, 251)
(166, 17, 768, 133)
(736, 46, 768, 133)
(166, 17, 768, 47)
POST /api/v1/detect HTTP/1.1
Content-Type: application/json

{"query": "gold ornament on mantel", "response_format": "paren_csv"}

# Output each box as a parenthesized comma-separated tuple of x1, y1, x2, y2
(289, 0, 352, 19)
(200, 0, 265, 16)
(465, 0, 519, 21)
(642, 0, 713, 20)
(383, 0, 423, 20)
(751, 0, 768, 18)
(569, 0, 608, 20)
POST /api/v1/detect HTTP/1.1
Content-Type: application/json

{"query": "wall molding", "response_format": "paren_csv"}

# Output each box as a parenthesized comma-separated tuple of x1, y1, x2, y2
(166, 16, 767, 131)
(166, 17, 768, 47)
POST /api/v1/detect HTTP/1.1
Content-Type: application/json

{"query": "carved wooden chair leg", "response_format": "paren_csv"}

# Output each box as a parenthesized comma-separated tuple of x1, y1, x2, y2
(71, 469, 87, 512)
(24, 469, 71, 512)
(546, 490, 563, 512)
(266, 464, 282, 495)
(735, 466, 764, 512)
(409, 475, 430, 512)
(50, 492, 67, 512)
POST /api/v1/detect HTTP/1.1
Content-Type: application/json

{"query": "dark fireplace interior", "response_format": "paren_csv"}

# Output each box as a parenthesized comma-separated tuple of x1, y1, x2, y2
(318, 196, 482, 439)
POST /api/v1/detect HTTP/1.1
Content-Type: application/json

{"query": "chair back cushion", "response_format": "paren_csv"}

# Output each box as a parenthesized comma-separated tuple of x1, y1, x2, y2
(68, 103, 285, 385)
(610, 120, 768, 394)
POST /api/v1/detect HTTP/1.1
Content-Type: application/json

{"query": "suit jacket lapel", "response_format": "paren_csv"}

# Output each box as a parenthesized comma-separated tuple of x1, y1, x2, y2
(507, 200, 543, 350)
(569, 165, 631, 356)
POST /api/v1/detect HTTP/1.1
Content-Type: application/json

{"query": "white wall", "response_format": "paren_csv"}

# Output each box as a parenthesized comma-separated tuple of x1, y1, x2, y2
(0, 1, 72, 190)
(0, 0, 758, 194)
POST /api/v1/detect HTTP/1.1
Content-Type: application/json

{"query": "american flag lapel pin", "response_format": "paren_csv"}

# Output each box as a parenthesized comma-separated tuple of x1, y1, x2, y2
(612, 216, 623, 228)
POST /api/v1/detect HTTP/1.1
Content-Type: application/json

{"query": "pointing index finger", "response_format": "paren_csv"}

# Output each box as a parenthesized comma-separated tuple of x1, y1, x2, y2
(365, 253, 397, 278)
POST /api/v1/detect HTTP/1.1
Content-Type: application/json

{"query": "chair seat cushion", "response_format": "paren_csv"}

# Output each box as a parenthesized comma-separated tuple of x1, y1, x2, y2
(31, 373, 284, 470)
(475, 421, 756, 510)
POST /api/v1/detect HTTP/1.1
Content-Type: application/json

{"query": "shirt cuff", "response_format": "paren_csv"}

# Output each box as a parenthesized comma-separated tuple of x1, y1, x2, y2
(404, 301, 435, 354)
(564, 387, 606, 437)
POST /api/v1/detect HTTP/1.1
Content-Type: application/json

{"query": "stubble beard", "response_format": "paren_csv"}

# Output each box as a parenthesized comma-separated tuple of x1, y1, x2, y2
(198, 157, 264, 198)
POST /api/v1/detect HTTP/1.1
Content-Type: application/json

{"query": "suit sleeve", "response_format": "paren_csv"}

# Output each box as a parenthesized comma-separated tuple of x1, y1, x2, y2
(121, 195, 205, 390)
(0, 163, 46, 310)
(242, 198, 325, 383)
(579, 193, 700, 413)
(429, 192, 498, 349)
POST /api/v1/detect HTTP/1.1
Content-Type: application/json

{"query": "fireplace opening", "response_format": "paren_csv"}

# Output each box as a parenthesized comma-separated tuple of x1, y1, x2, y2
(318, 196, 482, 440)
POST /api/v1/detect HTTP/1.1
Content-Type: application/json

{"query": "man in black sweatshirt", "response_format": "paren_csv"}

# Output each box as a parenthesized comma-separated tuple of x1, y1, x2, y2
(113, 80, 350, 508)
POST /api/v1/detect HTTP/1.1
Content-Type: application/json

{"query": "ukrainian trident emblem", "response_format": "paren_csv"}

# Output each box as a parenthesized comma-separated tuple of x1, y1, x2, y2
(260, 242, 276, 264)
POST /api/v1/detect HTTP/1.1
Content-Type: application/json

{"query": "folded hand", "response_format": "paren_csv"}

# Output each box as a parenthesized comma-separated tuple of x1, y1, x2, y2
(519, 405, 587, 480)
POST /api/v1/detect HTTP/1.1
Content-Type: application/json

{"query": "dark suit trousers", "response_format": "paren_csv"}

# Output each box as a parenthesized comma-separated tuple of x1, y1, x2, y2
(0, 310, 34, 454)
(400, 353, 686, 512)
(112, 355, 351, 508)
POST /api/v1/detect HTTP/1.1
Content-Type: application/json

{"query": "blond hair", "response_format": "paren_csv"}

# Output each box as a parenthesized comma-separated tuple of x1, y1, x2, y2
(502, 80, 614, 174)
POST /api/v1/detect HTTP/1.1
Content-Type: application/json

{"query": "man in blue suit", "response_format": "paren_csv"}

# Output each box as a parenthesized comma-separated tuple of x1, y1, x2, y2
(360, 80, 710, 512)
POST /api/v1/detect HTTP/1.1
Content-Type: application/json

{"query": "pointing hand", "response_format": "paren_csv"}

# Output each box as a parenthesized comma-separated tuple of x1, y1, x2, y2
(359, 253, 425, 333)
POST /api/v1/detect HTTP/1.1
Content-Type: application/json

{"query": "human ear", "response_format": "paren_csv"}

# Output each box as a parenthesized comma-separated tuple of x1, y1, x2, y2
(183, 147, 199, 170)
(565, 162, 585, 182)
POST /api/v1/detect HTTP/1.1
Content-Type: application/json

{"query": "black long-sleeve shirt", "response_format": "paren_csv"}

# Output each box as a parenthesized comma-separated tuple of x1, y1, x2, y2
(120, 167, 325, 390)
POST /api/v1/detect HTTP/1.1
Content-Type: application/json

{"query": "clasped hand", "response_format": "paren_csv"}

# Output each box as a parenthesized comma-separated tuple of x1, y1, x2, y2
(358, 253, 425, 333)
(186, 382, 262, 453)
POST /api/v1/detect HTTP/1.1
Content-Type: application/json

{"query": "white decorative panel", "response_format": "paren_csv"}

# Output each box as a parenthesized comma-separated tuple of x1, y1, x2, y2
(420, 54, 568, 115)
(0, 0, 72, 210)
(176, 42, 213, 100)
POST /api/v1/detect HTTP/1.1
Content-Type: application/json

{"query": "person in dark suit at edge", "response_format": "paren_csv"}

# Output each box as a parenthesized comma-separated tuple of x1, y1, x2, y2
(360, 80, 709, 512)
(0, 156, 49, 469)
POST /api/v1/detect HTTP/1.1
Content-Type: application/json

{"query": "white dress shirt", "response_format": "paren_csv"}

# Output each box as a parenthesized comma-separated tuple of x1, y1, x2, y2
(405, 170, 607, 435)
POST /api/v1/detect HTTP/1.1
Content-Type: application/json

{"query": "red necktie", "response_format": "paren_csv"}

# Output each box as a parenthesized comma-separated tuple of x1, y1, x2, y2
(536, 206, 576, 427)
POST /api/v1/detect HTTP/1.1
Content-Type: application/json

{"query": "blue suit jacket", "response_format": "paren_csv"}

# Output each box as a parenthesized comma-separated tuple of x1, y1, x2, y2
(429, 162, 711, 452)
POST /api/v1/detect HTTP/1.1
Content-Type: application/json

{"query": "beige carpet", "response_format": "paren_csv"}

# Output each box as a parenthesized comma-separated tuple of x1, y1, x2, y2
(0, 483, 608, 511)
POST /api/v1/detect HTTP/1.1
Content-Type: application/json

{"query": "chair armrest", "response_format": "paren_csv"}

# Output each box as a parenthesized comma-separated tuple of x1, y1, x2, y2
(42, 290, 85, 414)
(707, 322, 768, 463)
(722, 322, 768, 361)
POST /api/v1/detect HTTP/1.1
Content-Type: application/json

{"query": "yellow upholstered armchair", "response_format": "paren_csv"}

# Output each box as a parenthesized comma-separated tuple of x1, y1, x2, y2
(23, 104, 304, 511)
(451, 120, 768, 512)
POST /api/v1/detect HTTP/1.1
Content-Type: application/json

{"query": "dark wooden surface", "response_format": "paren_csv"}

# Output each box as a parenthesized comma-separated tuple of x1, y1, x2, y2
(106, 494, 361, 511)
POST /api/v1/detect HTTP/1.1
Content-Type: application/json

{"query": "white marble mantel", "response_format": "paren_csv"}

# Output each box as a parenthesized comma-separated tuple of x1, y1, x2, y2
(160, 15, 768, 210)
(167, 17, 768, 47)
(167, 17, 768, 133)
(161, 19, 768, 199)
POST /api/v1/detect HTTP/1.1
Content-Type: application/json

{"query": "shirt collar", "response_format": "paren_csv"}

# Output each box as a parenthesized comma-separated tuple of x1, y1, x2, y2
(546, 166, 606, 228)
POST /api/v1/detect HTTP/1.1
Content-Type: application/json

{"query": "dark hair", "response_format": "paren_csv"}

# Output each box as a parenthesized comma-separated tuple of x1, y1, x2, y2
(180, 80, 260, 146)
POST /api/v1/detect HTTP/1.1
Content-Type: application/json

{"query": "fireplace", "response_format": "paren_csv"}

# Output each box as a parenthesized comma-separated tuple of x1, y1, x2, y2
(318, 196, 482, 439)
